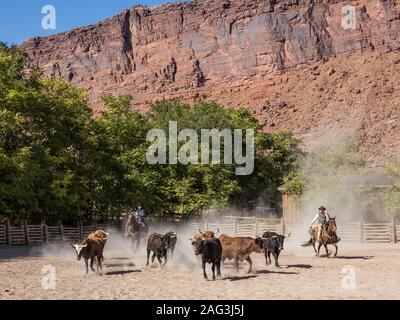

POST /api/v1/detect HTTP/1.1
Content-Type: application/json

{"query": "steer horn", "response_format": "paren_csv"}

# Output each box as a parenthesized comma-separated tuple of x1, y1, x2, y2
(284, 232, 291, 238)
(214, 228, 220, 235)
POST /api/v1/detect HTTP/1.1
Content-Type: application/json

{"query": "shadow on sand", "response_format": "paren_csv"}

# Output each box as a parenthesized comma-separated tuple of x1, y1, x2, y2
(104, 262, 136, 268)
(105, 270, 141, 276)
(224, 275, 258, 281)
(255, 270, 299, 275)
(334, 255, 374, 260)
(286, 264, 313, 269)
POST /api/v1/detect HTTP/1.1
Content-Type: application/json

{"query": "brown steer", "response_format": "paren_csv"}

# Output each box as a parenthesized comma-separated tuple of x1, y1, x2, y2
(71, 231, 109, 274)
(218, 234, 263, 273)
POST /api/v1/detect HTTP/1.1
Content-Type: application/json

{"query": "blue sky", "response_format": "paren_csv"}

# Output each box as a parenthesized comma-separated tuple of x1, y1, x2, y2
(0, 0, 184, 45)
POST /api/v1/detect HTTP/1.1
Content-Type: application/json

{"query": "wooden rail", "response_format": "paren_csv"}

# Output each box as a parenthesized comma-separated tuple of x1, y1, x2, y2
(0, 218, 398, 245)
(0, 220, 121, 246)
(189, 217, 398, 243)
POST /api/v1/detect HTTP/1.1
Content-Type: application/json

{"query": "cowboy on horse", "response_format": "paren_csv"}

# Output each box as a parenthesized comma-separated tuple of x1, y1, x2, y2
(134, 203, 147, 226)
(304, 206, 341, 257)
(309, 206, 330, 242)
(125, 204, 149, 253)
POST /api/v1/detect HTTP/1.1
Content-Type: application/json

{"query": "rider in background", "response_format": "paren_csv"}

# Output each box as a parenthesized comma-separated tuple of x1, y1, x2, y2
(309, 206, 329, 242)
(135, 203, 146, 226)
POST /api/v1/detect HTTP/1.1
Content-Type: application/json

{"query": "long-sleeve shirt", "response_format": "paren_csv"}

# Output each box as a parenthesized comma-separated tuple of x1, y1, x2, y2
(135, 208, 145, 221)
(310, 212, 329, 227)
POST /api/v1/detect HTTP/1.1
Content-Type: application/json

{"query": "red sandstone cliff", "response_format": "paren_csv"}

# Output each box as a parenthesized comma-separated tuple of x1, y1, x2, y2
(21, 0, 400, 165)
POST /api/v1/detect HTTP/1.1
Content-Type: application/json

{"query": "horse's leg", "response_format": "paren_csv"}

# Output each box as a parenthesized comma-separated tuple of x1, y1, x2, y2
(324, 243, 329, 258)
(317, 242, 322, 256)
(312, 239, 318, 255)
(131, 236, 135, 254)
(334, 243, 338, 257)
(136, 237, 140, 254)
(152, 252, 156, 263)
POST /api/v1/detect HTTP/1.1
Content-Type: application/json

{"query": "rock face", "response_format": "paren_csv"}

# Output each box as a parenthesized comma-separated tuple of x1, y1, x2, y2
(22, 0, 400, 165)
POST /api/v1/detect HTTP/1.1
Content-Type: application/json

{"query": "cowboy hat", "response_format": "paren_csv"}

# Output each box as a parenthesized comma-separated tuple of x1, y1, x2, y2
(318, 206, 326, 211)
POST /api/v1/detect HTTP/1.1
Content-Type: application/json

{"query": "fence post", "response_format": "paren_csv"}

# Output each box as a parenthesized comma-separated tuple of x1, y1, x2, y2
(93, 220, 97, 232)
(58, 221, 64, 241)
(79, 221, 83, 240)
(392, 217, 397, 243)
(23, 220, 30, 245)
(233, 218, 238, 237)
(255, 218, 259, 237)
(5, 218, 11, 245)
(281, 218, 285, 235)
(359, 217, 364, 243)
(42, 220, 48, 243)
(205, 218, 209, 231)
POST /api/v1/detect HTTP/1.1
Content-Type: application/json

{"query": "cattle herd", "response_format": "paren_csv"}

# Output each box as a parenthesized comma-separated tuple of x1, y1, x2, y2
(71, 228, 291, 280)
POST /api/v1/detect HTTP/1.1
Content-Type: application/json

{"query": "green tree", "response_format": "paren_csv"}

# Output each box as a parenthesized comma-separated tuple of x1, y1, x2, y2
(146, 100, 301, 215)
(0, 44, 94, 223)
(383, 159, 400, 217)
(0, 43, 302, 221)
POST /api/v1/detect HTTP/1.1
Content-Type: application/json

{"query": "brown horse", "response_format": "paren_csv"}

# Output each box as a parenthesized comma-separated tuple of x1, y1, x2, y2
(125, 215, 149, 254)
(303, 217, 340, 258)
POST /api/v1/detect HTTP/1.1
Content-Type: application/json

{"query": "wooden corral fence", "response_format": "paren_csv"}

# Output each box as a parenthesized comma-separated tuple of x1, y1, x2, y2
(0, 219, 122, 246)
(190, 217, 399, 244)
(190, 216, 282, 237)
(0, 218, 399, 245)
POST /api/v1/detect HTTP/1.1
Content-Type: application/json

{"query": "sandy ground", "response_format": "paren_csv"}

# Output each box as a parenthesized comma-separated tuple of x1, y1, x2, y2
(1, 235, 400, 300)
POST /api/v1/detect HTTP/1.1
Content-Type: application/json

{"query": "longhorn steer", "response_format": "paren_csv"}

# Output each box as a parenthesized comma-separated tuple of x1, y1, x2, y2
(218, 234, 264, 273)
(165, 231, 178, 258)
(71, 231, 109, 274)
(260, 231, 291, 267)
(146, 232, 176, 268)
(194, 238, 222, 281)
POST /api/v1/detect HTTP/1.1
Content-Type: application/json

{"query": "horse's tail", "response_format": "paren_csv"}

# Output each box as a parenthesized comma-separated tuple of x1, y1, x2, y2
(301, 238, 313, 247)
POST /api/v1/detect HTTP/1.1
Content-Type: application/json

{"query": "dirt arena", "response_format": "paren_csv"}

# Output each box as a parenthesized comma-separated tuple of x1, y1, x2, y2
(1, 233, 400, 300)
